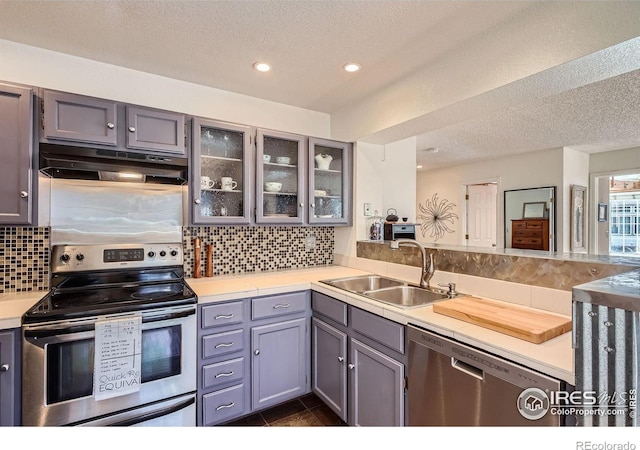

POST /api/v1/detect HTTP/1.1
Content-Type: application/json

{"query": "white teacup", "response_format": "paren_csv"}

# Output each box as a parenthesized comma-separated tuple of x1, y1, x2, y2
(221, 177, 238, 191)
(200, 176, 214, 189)
(264, 182, 282, 192)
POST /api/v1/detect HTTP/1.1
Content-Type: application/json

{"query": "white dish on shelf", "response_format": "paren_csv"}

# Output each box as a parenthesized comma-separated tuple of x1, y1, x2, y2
(263, 154, 271, 163)
(265, 213, 292, 218)
(275, 156, 291, 164)
(264, 182, 282, 192)
(314, 190, 327, 197)
(317, 214, 334, 218)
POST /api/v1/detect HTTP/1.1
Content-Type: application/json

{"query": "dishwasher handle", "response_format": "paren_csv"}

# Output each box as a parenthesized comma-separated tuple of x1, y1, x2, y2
(451, 357, 484, 381)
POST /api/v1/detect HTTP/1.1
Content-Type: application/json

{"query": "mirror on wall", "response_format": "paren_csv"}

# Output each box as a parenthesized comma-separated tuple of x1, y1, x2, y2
(504, 186, 556, 252)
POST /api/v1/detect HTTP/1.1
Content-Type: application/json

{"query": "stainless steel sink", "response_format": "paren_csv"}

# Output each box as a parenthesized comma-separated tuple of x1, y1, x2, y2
(320, 275, 451, 309)
(321, 275, 406, 293)
(363, 286, 448, 308)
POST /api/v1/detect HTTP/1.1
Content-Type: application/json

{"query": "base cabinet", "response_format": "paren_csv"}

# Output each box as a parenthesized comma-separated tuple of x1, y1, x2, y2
(0, 329, 20, 426)
(311, 291, 406, 426)
(197, 291, 310, 426)
(251, 318, 308, 411)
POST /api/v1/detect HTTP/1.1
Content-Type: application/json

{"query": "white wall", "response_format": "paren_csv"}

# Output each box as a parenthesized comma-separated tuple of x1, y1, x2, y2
(590, 146, 640, 174)
(335, 138, 415, 260)
(334, 141, 384, 258)
(416, 148, 564, 247)
(0, 39, 330, 138)
(381, 137, 417, 222)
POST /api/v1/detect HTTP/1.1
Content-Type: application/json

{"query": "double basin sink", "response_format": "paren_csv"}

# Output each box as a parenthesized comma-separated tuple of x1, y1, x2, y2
(320, 275, 456, 309)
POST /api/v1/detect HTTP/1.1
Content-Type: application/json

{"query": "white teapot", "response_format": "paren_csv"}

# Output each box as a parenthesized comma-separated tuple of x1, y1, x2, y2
(315, 153, 333, 170)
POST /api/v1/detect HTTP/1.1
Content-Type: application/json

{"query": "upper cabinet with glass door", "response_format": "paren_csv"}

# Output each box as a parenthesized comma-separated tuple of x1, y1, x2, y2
(256, 129, 306, 224)
(191, 118, 252, 224)
(308, 137, 352, 225)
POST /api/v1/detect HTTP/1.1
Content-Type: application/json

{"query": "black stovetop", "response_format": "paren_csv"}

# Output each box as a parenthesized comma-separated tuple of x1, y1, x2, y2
(23, 267, 196, 324)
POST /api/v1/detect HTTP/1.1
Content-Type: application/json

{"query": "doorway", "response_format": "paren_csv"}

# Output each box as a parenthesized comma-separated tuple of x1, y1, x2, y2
(593, 172, 640, 256)
(465, 182, 498, 248)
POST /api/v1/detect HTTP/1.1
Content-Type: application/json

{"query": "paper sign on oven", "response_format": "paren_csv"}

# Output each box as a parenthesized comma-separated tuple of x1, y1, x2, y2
(94, 315, 142, 401)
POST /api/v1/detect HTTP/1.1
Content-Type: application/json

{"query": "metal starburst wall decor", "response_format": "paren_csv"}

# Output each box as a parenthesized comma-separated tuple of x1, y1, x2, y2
(417, 193, 459, 241)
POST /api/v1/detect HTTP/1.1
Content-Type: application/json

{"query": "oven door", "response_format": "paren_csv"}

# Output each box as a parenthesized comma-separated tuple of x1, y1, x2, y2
(22, 304, 196, 426)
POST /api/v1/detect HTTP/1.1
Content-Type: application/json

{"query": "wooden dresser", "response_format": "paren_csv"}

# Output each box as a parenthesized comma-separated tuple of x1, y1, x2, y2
(511, 218, 549, 251)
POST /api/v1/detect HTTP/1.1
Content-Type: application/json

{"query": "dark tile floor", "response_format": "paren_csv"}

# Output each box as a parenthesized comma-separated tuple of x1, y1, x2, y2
(223, 393, 346, 426)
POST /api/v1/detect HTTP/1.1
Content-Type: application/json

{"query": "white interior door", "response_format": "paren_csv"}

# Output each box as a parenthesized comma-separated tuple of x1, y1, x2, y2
(466, 183, 497, 248)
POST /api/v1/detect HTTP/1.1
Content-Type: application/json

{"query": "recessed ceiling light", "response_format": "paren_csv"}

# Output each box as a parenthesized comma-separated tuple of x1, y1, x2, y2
(253, 62, 271, 72)
(343, 63, 360, 73)
(416, 165, 423, 169)
(421, 147, 439, 153)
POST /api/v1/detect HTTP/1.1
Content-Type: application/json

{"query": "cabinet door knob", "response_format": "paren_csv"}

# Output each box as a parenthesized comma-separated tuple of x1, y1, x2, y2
(348, 363, 355, 370)
(194, 198, 201, 204)
(337, 356, 344, 363)
(128, 126, 136, 132)
(20, 190, 29, 199)
(0, 364, 9, 372)
(106, 122, 115, 129)
(299, 203, 304, 208)
(254, 349, 260, 356)
(310, 203, 315, 208)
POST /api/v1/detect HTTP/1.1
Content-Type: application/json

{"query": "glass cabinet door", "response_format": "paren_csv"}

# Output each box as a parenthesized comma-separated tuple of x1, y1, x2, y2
(308, 138, 352, 225)
(191, 118, 252, 224)
(256, 129, 306, 224)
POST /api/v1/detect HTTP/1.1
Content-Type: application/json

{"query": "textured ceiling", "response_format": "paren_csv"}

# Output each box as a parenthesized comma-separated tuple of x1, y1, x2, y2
(0, 1, 639, 169)
(0, 0, 531, 113)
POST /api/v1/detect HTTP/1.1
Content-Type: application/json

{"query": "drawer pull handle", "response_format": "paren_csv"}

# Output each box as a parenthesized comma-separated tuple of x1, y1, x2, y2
(216, 402, 235, 411)
(215, 314, 234, 320)
(215, 342, 234, 348)
(273, 303, 290, 309)
(215, 371, 235, 378)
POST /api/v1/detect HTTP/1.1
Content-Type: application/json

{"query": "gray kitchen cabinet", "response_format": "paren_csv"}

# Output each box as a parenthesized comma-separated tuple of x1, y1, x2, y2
(125, 105, 186, 154)
(42, 90, 118, 146)
(251, 317, 308, 411)
(40, 89, 186, 154)
(311, 291, 406, 426)
(308, 137, 352, 226)
(349, 338, 404, 426)
(250, 291, 311, 411)
(312, 317, 348, 421)
(191, 118, 252, 225)
(0, 329, 20, 426)
(197, 291, 310, 426)
(197, 300, 250, 426)
(0, 83, 34, 225)
(256, 129, 306, 224)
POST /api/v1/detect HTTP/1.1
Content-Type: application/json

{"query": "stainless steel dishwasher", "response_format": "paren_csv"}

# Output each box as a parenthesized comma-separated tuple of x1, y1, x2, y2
(407, 325, 563, 426)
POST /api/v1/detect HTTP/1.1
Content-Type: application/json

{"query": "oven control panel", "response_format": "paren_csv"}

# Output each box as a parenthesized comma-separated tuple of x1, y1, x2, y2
(52, 243, 184, 272)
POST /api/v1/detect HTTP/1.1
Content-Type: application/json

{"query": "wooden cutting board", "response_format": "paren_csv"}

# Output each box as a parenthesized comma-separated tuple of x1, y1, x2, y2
(433, 296, 572, 344)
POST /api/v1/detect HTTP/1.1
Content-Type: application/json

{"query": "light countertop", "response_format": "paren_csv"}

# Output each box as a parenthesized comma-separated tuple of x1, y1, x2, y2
(189, 265, 575, 385)
(0, 291, 47, 329)
(0, 265, 574, 384)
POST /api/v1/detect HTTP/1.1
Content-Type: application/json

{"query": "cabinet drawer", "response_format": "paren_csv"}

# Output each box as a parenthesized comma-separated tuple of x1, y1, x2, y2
(202, 329, 244, 359)
(202, 383, 245, 426)
(513, 221, 527, 230)
(202, 357, 245, 390)
(312, 291, 347, 326)
(514, 229, 542, 238)
(526, 221, 544, 229)
(351, 307, 405, 354)
(251, 291, 308, 320)
(513, 237, 542, 246)
(201, 301, 244, 328)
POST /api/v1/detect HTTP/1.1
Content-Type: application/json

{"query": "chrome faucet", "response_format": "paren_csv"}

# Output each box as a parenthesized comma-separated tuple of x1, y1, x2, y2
(389, 239, 435, 288)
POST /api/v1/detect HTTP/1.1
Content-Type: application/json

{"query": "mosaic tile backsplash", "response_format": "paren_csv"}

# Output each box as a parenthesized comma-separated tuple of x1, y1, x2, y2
(0, 227, 50, 293)
(0, 226, 333, 293)
(183, 226, 334, 277)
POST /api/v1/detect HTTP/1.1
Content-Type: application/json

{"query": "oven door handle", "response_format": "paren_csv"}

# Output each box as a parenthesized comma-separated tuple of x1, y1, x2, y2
(106, 395, 195, 427)
(24, 308, 196, 338)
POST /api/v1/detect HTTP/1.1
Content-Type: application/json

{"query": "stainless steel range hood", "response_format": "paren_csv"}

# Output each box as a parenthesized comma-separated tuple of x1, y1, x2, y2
(39, 143, 188, 185)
